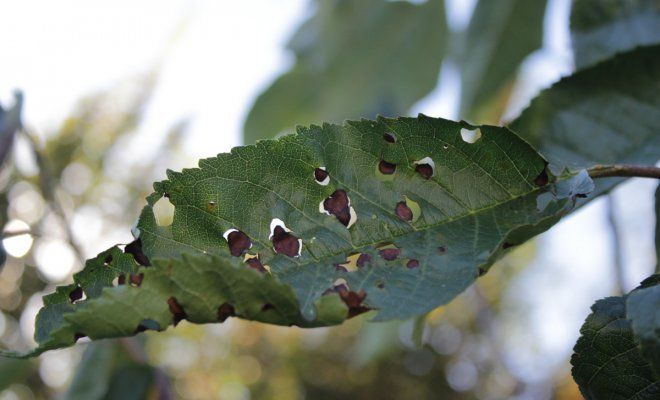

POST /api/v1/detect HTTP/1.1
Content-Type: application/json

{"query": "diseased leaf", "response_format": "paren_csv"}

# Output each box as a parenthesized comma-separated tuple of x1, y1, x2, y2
(571, 0, 660, 69)
(457, 0, 547, 120)
(510, 45, 660, 196)
(626, 275, 660, 376)
(243, 0, 446, 144)
(2, 115, 595, 357)
(571, 277, 660, 399)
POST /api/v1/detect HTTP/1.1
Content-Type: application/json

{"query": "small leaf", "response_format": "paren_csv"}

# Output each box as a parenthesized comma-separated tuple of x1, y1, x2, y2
(571, 0, 660, 69)
(571, 276, 660, 399)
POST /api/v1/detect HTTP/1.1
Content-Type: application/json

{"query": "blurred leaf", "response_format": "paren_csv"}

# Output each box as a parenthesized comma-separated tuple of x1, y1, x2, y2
(0, 91, 23, 167)
(656, 183, 659, 273)
(0, 357, 31, 391)
(458, 0, 548, 120)
(571, 0, 660, 69)
(3, 115, 598, 357)
(65, 341, 160, 400)
(571, 276, 660, 399)
(626, 275, 660, 376)
(510, 45, 660, 196)
(243, 0, 446, 144)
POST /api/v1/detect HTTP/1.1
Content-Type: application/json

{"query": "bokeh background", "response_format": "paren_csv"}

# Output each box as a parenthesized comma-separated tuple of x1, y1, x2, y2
(0, 0, 657, 399)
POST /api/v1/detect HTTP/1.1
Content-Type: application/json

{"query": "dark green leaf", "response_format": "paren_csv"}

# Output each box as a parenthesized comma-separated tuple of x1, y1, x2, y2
(572, 277, 660, 399)
(243, 0, 446, 144)
(458, 0, 547, 119)
(3, 115, 595, 357)
(510, 45, 660, 196)
(571, 0, 660, 69)
(65, 342, 116, 400)
(627, 275, 660, 376)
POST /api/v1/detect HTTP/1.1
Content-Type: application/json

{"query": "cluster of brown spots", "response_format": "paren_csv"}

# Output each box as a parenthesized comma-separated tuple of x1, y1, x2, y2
(337, 287, 371, 318)
(125, 239, 151, 267)
(406, 259, 420, 269)
(383, 132, 397, 143)
(378, 160, 396, 175)
(167, 297, 187, 326)
(272, 226, 301, 257)
(69, 286, 83, 303)
(226, 230, 252, 257)
(357, 253, 372, 267)
(395, 201, 413, 221)
(217, 303, 236, 322)
(379, 248, 400, 261)
(322, 189, 353, 227)
(245, 257, 267, 273)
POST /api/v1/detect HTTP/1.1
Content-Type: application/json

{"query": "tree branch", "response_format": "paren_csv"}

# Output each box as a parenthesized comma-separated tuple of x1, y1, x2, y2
(588, 164, 660, 179)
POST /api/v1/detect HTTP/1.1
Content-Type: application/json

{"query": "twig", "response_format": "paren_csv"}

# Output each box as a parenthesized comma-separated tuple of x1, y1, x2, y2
(606, 196, 625, 295)
(1, 230, 37, 239)
(588, 164, 660, 179)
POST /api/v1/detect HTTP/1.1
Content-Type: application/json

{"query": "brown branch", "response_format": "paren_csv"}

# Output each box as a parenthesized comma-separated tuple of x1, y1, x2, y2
(588, 164, 660, 179)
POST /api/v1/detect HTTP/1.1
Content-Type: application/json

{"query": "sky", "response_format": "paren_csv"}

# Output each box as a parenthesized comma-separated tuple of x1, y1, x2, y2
(0, 0, 657, 390)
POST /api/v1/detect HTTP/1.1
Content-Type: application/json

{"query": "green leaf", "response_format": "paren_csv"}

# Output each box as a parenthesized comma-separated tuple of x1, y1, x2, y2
(0, 91, 23, 167)
(626, 275, 660, 376)
(571, 0, 660, 69)
(3, 115, 595, 357)
(571, 276, 660, 399)
(242, 0, 446, 144)
(457, 0, 547, 120)
(510, 45, 660, 196)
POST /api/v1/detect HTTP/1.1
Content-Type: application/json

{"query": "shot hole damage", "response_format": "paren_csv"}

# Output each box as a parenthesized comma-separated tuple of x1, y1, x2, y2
(460, 127, 482, 144)
(337, 287, 371, 318)
(357, 253, 372, 267)
(413, 157, 435, 179)
(383, 132, 397, 143)
(534, 164, 550, 186)
(217, 303, 235, 322)
(152, 195, 175, 227)
(222, 229, 252, 257)
(314, 167, 330, 186)
(135, 319, 160, 333)
(244, 254, 267, 273)
(319, 189, 357, 228)
(395, 201, 413, 221)
(378, 160, 396, 175)
(69, 286, 84, 303)
(379, 247, 400, 261)
(167, 297, 187, 326)
(269, 219, 302, 257)
(125, 238, 151, 267)
(406, 259, 420, 269)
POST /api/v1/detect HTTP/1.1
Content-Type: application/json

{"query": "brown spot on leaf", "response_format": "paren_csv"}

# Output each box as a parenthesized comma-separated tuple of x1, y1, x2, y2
(272, 226, 301, 257)
(74, 332, 86, 341)
(206, 201, 216, 212)
(478, 268, 487, 276)
(376, 281, 385, 289)
(378, 160, 396, 175)
(502, 242, 515, 249)
(357, 253, 372, 267)
(406, 259, 420, 269)
(379, 248, 400, 261)
(261, 303, 275, 311)
(415, 163, 434, 179)
(337, 287, 371, 318)
(245, 257, 266, 273)
(227, 230, 252, 257)
(534, 164, 549, 186)
(335, 264, 348, 272)
(125, 238, 151, 266)
(167, 297, 187, 326)
(395, 201, 413, 221)
(437, 246, 447, 254)
(314, 168, 329, 182)
(323, 189, 351, 225)
(383, 132, 396, 143)
(129, 273, 144, 286)
(104, 254, 113, 264)
(217, 303, 235, 322)
(69, 286, 83, 303)
(117, 275, 126, 285)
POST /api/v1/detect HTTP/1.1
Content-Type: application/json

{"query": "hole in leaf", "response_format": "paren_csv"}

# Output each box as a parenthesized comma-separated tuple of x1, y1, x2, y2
(223, 229, 252, 257)
(413, 157, 435, 179)
(104, 253, 113, 265)
(206, 201, 216, 212)
(135, 319, 160, 333)
(379, 247, 400, 261)
(69, 286, 83, 303)
(74, 333, 87, 341)
(125, 238, 151, 266)
(314, 167, 330, 186)
(460, 127, 482, 143)
(378, 160, 396, 175)
(152, 195, 175, 227)
(217, 303, 235, 322)
(270, 219, 302, 257)
(406, 259, 420, 269)
(383, 132, 396, 143)
(336, 253, 360, 272)
(319, 189, 357, 228)
(442, 144, 449, 150)
(167, 297, 187, 326)
(116, 275, 125, 286)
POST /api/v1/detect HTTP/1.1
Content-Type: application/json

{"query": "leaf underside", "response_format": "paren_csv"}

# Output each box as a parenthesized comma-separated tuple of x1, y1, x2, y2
(2, 115, 594, 357)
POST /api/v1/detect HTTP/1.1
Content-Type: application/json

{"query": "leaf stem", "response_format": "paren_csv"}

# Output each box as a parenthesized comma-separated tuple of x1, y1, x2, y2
(587, 164, 660, 179)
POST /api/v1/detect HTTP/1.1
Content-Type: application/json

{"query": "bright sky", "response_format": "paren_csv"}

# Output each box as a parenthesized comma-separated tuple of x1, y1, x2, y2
(0, 0, 657, 389)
